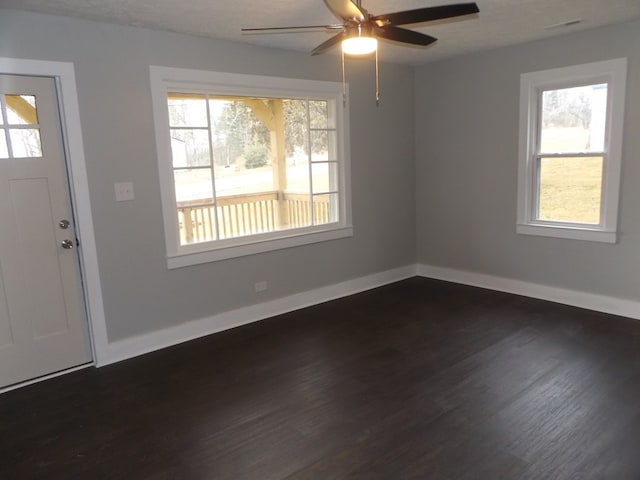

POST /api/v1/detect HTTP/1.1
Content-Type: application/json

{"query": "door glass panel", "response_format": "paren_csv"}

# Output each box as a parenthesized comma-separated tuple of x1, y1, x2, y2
(9, 129, 42, 157)
(0, 134, 8, 158)
(6, 95, 38, 125)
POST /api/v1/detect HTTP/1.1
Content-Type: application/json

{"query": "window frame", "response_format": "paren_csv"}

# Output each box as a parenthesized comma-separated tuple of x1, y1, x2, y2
(517, 58, 627, 243)
(150, 66, 352, 268)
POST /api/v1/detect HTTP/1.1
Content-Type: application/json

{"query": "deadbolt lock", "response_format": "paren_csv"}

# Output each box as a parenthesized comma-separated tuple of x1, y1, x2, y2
(59, 219, 70, 229)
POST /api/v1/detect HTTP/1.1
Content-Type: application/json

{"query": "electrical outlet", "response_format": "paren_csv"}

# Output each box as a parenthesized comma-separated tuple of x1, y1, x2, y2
(115, 182, 134, 201)
(255, 281, 268, 292)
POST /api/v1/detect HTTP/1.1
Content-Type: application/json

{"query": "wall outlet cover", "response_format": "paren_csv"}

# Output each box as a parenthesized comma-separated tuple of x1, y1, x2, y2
(115, 182, 134, 201)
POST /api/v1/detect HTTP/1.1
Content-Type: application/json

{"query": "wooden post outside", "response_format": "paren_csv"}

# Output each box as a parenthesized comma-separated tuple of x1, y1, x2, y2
(269, 99, 289, 228)
(238, 98, 289, 228)
(182, 207, 194, 244)
(5, 95, 38, 124)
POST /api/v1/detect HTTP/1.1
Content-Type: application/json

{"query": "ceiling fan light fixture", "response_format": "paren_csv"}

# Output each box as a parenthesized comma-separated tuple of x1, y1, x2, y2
(342, 36, 377, 55)
(243, 2, 480, 102)
(342, 25, 377, 55)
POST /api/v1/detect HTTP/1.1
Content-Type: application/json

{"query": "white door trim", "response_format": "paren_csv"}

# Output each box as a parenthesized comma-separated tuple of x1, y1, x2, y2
(0, 57, 109, 365)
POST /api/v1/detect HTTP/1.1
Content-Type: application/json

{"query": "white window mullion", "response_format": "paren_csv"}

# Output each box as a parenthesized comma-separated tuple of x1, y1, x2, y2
(532, 154, 542, 222)
(0, 95, 14, 158)
(204, 95, 220, 241)
(537, 152, 606, 159)
(305, 98, 316, 225)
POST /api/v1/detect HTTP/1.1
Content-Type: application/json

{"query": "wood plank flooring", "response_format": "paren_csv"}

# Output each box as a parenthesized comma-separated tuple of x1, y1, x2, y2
(2, 277, 640, 479)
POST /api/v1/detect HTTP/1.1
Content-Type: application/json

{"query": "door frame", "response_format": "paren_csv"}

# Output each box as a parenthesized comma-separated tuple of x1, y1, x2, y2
(0, 57, 109, 369)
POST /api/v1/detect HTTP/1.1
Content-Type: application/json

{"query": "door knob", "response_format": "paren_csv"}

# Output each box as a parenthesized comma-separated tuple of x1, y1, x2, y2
(61, 239, 74, 249)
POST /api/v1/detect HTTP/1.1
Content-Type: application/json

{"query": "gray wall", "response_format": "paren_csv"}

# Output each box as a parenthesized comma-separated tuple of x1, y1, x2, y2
(0, 10, 416, 341)
(415, 20, 640, 301)
(4, 8, 636, 347)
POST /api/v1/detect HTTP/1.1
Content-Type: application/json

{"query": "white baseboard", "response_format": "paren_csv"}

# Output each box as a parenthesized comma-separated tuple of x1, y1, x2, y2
(99, 262, 640, 367)
(99, 264, 417, 366)
(417, 264, 640, 321)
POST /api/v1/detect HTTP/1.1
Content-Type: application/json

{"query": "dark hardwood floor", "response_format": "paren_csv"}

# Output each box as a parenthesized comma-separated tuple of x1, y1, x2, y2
(2, 277, 640, 479)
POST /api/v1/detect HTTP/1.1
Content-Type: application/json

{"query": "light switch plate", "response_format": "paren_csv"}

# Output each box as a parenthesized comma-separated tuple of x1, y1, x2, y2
(115, 182, 134, 201)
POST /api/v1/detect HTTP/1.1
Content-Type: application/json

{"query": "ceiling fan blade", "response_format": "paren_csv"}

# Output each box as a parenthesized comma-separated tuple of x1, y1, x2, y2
(323, 0, 366, 22)
(242, 24, 344, 32)
(372, 2, 479, 27)
(311, 32, 345, 55)
(375, 25, 437, 46)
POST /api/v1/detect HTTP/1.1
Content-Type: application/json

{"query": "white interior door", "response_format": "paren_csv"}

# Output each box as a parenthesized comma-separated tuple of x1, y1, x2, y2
(0, 74, 92, 388)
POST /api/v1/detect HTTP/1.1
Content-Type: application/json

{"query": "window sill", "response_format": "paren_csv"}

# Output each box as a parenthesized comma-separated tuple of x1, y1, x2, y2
(167, 225, 353, 269)
(517, 223, 617, 243)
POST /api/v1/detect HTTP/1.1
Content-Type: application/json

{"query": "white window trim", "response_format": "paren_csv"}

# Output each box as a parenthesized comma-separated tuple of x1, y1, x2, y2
(517, 58, 627, 243)
(150, 66, 352, 269)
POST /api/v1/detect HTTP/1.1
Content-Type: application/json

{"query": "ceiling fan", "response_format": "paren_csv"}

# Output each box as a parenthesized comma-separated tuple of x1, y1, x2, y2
(243, 1, 479, 55)
(242, 0, 480, 103)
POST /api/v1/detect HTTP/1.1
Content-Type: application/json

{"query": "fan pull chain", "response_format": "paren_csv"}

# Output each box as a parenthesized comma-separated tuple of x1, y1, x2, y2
(340, 43, 380, 106)
(342, 49, 347, 107)
(375, 48, 380, 106)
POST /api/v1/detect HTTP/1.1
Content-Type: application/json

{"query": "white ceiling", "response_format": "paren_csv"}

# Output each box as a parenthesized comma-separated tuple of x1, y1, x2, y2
(2, 0, 640, 64)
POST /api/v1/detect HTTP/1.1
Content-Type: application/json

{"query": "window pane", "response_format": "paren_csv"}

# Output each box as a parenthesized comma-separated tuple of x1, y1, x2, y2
(286, 160, 311, 194)
(214, 159, 278, 239)
(311, 162, 338, 194)
(174, 168, 213, 204)
(9, 128, 42, 157)
(310, 130, 328, 161)
(309, 100, 328, 128)
(0, 133, 8, 158)
(309, 130, 337, 162)
(6, 95, 38, 125)
(167, 95, 208, 127)
(214, 161, 273, 197)
(178, 202, 217, 246)
(170, 129, 210, 167)
(540, 84, 607, 154)
(282, 192, 311, 230)
(312, 193, 339, 225)
(166, 91, 341, 245)
(209, 99, 270, 169)
(538, 156, 603, 224)
(175, 168, 215, 244)
(283, 99, 311, 163)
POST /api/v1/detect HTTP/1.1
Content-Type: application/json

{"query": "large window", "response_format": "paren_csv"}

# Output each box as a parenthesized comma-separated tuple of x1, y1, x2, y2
(517, 59, 627, 243)
(150, 67, 351, 268)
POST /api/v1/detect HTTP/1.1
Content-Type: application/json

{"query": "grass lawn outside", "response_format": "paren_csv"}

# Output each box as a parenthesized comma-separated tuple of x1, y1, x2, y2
(537, 127, 603, 225)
